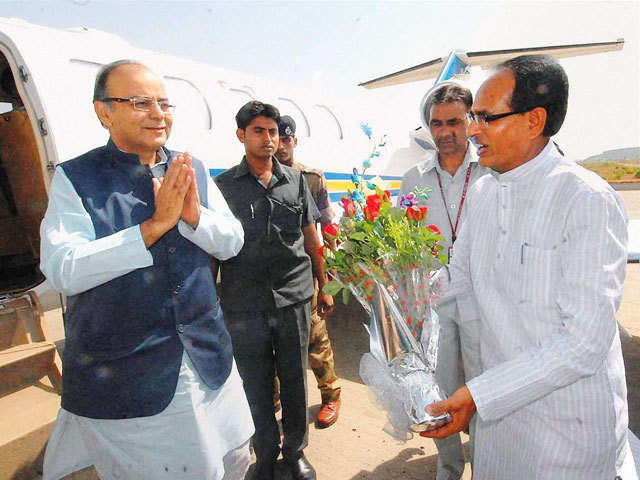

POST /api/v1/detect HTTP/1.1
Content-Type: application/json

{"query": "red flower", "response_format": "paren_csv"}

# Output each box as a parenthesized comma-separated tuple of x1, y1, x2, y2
(364, 194, 381, 221)
(366, 193, 381, 212)
(426, 224, 440, 235)
(340, 197, 357, 217)
(405, 206, 420, 222)
(317, 245, 325, 256)
(322, 223, 339, 238)
(405, 206, 428, 222)
(382, 190, 392, 203)
(364, 205, 379, 222)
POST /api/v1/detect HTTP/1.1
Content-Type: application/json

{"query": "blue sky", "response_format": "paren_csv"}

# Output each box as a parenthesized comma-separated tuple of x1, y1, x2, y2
(1, 0, 638, 158)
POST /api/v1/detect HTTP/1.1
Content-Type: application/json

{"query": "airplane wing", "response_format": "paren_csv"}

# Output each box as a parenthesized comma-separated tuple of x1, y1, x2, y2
(464, 39, 625, 68)
(358, 57, 445, 89)
(359, 39, 624, 89)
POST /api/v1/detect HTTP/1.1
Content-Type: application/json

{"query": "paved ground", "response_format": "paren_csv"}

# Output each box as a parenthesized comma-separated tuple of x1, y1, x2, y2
(37, 189, 640, 480)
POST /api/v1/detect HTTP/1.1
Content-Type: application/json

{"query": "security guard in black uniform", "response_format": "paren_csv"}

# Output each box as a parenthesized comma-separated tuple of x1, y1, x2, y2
(213, 101, 333, 480)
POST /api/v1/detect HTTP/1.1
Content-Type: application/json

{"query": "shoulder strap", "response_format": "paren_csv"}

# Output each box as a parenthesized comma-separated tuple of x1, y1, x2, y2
(299, 170, 305, 203)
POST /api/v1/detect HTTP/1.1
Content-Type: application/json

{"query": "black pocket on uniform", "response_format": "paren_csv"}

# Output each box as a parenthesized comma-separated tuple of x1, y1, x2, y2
(271, 200, 303, 243)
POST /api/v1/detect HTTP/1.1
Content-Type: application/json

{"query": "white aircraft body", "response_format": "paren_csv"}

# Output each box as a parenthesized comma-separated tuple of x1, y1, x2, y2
(0, 17, 631, 301)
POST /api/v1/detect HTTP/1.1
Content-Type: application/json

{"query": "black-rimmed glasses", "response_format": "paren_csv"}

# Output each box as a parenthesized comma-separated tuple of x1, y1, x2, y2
(466, 109, 529, 128)
(99, 96, 176, 114)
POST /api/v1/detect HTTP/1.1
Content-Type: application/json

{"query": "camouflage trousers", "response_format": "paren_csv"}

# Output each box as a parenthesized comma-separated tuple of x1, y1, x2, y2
(275, 286, 341, 404)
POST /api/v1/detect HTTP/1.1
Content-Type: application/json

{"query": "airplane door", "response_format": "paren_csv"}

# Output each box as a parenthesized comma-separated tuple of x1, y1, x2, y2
(0, 34, 57, 176)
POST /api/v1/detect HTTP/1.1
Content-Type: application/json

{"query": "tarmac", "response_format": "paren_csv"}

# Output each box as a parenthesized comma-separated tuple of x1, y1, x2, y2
(38, 189, 640, 480)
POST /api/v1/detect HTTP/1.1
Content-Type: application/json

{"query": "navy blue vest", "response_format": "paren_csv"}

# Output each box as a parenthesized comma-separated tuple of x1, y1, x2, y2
(59, 140, 233, 419)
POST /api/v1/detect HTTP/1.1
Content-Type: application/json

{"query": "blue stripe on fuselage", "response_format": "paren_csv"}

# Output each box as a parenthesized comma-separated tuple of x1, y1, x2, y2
(210, 168, 402, 181)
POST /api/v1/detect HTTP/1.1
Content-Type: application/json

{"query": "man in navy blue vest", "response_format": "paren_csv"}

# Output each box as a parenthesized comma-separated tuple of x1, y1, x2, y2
(39, 60, 254, 480)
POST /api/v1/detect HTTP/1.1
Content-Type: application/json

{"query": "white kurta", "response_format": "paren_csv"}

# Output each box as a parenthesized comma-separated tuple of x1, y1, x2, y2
(450, 141, 637, 479)
(43, 354, 253, 480)
(39, 151, 254, 480)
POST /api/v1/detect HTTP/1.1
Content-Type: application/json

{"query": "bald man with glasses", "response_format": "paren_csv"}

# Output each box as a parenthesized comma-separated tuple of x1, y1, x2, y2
(40, 60, 254, 480)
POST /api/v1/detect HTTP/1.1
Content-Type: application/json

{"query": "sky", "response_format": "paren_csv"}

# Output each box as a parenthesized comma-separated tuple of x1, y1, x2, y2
(1, 0, 639, 160)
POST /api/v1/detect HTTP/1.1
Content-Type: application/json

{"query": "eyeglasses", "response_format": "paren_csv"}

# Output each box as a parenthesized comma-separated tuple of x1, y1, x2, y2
(466, 109, 529, 128)
(100, 96, 176, 114)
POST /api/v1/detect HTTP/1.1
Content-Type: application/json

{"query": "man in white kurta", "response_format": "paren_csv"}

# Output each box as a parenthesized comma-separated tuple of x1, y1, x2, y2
(422, 55, 637, 479)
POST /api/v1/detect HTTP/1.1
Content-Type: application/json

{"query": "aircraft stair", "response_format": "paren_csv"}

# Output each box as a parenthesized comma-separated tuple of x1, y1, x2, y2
(0, 291, 61, 480)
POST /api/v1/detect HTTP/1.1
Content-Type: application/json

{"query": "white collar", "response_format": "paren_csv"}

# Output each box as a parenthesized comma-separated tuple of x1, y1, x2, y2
(417, 142, 478, 175)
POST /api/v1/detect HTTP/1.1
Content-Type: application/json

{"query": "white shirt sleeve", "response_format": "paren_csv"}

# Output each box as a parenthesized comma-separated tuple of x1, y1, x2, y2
(177, 172, 244, 260)
(467, 189, 629, 422)
(39, 168, 153, 297)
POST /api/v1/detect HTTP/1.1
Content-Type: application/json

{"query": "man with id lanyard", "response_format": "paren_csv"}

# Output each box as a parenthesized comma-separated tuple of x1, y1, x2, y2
(398, 83, 489, 480)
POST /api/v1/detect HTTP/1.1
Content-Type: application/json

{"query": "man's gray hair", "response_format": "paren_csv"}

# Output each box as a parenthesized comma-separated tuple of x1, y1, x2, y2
(93, 59, 146, 102)
(429, 83, 472, 110)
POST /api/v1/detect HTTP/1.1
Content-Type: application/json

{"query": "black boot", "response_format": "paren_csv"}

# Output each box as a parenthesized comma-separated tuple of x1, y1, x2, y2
(253, 459, 275, 480)
(284, 454, 316, 480)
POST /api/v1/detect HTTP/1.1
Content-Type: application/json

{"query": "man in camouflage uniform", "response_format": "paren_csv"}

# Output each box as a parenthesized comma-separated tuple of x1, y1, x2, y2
(275, 115, 341, 428)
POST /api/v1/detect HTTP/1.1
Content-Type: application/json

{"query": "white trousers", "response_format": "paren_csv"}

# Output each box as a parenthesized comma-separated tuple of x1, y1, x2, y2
(433, 300, 479, 480)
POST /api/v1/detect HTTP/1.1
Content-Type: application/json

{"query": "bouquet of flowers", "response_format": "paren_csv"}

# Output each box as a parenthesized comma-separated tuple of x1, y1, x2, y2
(320, 128, 451, 438)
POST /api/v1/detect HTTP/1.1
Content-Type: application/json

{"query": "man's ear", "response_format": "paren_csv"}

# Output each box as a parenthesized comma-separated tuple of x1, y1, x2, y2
(236, 128, 245, 143)
(527, 107, 547, 139)
(293, 137, 298, 148)
(94, 101, 113, 130)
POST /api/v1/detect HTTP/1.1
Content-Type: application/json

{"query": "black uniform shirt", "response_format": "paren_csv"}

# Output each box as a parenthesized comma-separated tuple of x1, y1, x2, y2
(215, 157, 319, 311)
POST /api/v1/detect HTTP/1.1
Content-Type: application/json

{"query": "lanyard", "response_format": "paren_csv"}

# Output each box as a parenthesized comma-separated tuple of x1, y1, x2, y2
(435, 164, 472, 244)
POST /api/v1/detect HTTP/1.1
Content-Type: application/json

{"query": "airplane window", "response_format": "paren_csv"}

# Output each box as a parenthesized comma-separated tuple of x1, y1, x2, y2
(227, 88, 257, 113)
(277, 98, 310, 137)
(229, 88, 255, 99)
(164, 76, 212, 131)
(312, 105, 343, 140)
(0, 102, 12, 114)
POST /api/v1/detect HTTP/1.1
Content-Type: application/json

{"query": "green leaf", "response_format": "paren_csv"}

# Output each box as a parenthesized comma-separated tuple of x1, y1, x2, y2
(437, 254, 449, 265)
(341, 287, 350, 305)
(323, 280, 343, 296)
(350, 232, 367, 242)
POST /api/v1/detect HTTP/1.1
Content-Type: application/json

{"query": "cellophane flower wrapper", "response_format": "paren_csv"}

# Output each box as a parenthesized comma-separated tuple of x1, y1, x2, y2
(320, 129, 451, 439)
(345, 260, 451, 440)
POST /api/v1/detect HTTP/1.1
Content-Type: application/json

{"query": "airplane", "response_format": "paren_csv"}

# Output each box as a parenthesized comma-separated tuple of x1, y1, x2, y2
(0, 16, 636, 478)
(0, 17, 632, 303)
